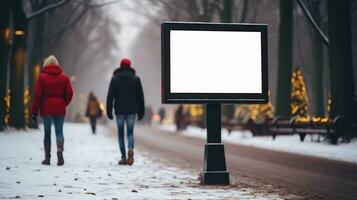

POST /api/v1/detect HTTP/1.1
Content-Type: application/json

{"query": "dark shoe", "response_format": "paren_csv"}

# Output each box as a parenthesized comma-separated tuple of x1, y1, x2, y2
(127, 149, 134, 166)
(118, 159, 127, 165)
(57, 140, 64, 166)
(41, 143, 51, 165)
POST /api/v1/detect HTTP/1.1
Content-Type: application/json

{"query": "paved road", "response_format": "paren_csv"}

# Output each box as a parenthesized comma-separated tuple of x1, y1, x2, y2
(131, 125, 357, 200)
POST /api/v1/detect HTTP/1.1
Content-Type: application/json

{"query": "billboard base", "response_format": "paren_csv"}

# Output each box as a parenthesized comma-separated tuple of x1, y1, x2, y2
(200, 143, 229, 185)
(200, 171, 230, 185)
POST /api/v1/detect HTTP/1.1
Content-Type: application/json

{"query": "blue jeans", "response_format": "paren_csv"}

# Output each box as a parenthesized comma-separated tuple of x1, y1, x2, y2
(115, 114, 136, 159)
(43, 116, 65, 145)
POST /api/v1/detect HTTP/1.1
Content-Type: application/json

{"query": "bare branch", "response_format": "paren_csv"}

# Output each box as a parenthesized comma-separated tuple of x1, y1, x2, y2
(61, 0, 89, 28)
(296, 0, 329, 45)
(122, 1, 168, 24)
(27, 0, 70, 21)
(239, 0, 249, 23)
(47, 0, 119, 47)
(48, 2, 91, 47)
(89, 0, 120, 8)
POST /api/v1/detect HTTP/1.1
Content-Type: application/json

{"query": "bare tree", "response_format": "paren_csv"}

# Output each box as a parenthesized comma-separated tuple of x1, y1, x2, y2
(0, 0, 121, 128)
(40, 1, 121, 120)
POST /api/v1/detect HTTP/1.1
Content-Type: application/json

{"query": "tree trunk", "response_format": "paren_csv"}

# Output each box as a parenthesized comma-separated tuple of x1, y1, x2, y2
(9, 0, 27, 128)
(27, 15, 45, 128)
(311, 0, 325, 117)
(9, 35, 26, 128)
(327, 0, 355, 121)
(222, 0, 232, 23)
(0, 0, 11, 130)
(275, 0, 293, 118)
(313, 36, 325, 116)
(220, 0, 235, 120)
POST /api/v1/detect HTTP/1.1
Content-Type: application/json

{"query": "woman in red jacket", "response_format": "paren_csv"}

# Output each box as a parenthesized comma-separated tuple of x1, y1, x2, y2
(31, 55, 73, 166)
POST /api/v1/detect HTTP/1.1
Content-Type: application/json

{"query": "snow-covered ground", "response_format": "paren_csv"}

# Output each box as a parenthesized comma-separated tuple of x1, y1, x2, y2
(0, 123, 282, 200)
(159, 124, 357, 164)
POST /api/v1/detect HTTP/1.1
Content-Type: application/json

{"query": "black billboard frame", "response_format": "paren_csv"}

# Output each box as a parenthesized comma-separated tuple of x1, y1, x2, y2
(161, 22, 269, 104)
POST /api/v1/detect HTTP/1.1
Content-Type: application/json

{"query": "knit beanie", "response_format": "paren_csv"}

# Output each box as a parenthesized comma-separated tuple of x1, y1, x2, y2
(44, 55, 59, 66)
(120, 58, 131, 68)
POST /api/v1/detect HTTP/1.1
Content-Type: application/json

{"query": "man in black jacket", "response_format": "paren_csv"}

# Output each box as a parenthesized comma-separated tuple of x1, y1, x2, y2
(106, 58, 145, 165)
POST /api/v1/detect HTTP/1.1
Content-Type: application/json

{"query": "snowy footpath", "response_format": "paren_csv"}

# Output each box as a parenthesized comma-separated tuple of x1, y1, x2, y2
(159, 124, 357, 164)
(0, 123, 282, 200)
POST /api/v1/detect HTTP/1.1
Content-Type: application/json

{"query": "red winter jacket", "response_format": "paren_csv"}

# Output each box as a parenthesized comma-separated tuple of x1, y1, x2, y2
(31, 65, 73, 116)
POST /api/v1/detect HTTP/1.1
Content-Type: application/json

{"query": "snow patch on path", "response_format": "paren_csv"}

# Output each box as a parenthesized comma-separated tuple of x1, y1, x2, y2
(159, 124, 357, 164)
(0, 123, 281, 200)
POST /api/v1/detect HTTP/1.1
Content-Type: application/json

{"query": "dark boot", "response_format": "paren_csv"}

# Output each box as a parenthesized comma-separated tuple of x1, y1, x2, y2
(127, 149, 134, 166)
(118, 158, 127, 165)
(41, 143, 51, 165)
(57, 140, 64, 166)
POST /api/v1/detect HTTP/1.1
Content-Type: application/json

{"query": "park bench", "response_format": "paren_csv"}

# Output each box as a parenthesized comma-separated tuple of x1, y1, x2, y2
(222, 118, 247, 133)
(180, 114, 352, 145)
(183, 116, 206, 129)
(221, 115, 351, 144)
(265, 115, 348, 144)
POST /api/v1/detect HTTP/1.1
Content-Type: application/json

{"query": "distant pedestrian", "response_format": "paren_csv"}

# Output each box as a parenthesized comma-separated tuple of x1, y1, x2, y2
(31, 55, 73, 166)
(143, 106, 154, 125)
(85, 92, 102, 134)
(106, 58, 145, 166)
(158, 107, 166, 124)
(175, 105, 186, 131)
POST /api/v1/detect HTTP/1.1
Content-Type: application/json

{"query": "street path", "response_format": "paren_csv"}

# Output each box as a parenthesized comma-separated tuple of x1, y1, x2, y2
(132, 125, 357, 200)
(0, 123, 282, 200)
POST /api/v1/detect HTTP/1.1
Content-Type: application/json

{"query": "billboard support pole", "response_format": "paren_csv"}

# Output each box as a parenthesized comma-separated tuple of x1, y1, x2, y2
(200, 103, 230, 185)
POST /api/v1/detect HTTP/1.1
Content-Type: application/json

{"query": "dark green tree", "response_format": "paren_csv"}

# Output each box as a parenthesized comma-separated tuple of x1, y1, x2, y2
(0, 0, 12, 130)
(327, 0, 355, 121)
(275, 0, 293, 118)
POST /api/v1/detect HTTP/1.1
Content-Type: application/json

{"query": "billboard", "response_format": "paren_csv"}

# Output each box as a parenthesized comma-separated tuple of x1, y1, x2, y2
(162, 22, 268, 103)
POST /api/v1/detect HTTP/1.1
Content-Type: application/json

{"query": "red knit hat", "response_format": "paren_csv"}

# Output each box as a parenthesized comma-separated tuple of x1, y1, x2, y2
(120, 58, 131, 68)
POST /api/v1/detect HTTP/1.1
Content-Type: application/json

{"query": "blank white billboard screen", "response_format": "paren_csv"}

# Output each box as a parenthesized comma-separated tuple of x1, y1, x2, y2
(170, 30, 262, 93)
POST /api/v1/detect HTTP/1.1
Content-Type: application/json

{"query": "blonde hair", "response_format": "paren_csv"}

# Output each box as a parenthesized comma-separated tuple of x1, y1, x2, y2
(43, 55, 59, 66)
